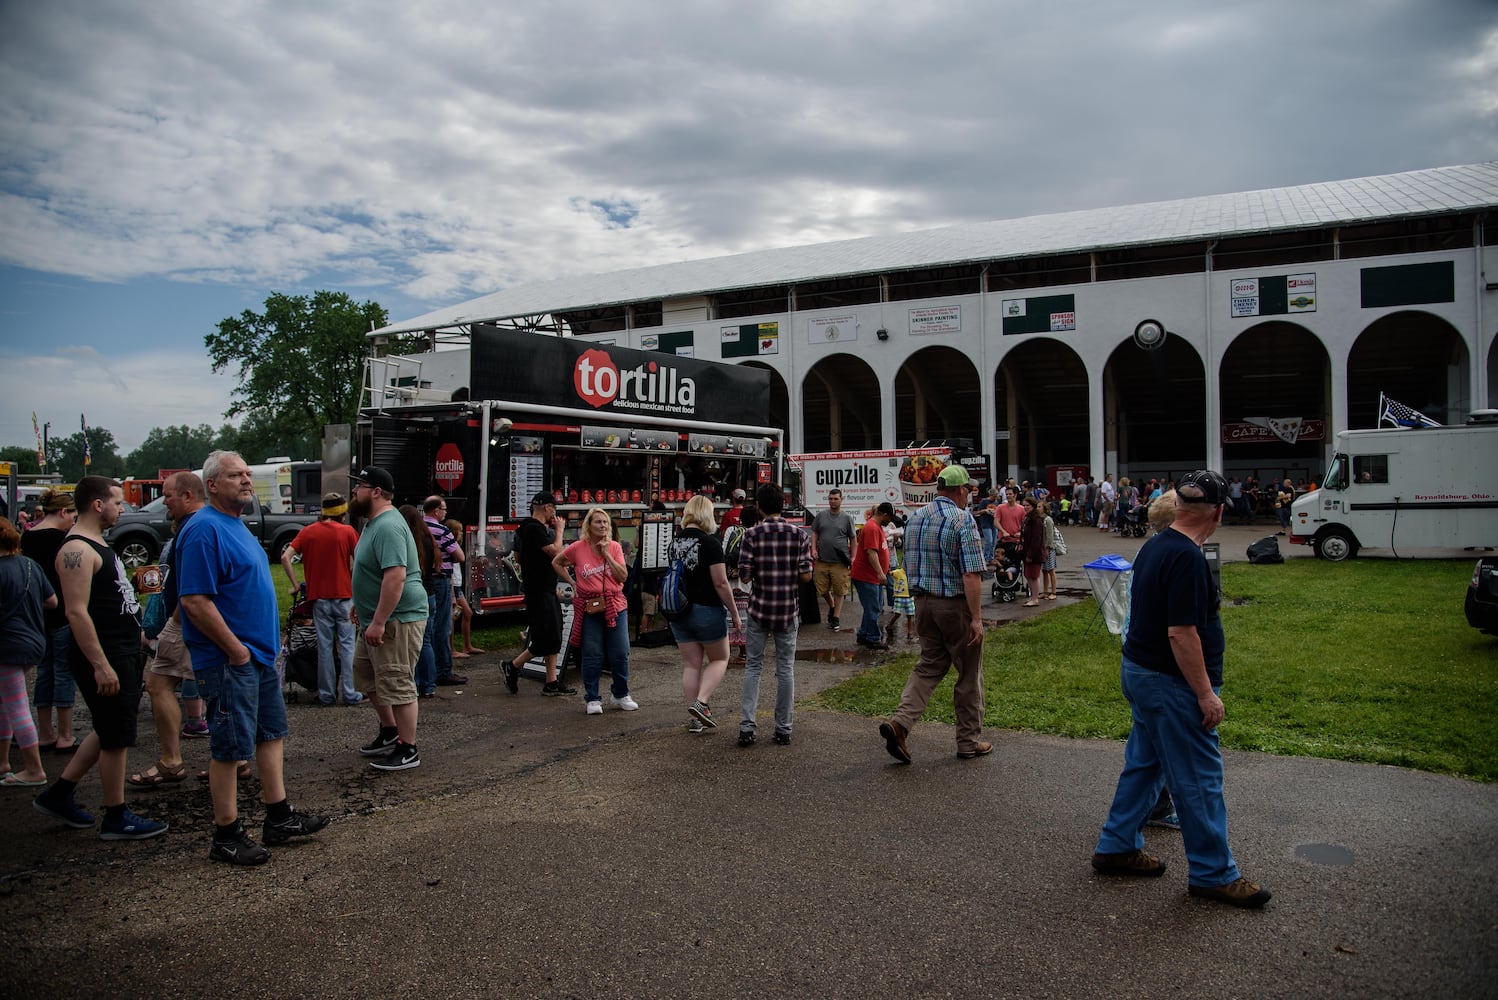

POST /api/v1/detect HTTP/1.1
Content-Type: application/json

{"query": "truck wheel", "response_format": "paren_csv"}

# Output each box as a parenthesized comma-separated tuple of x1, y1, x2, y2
(1315, 528, 1357, 562)
(118, 537, 159, 570)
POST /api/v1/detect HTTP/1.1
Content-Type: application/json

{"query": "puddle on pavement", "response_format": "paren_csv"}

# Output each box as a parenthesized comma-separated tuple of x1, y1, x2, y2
(1294, 842, 1356, 866)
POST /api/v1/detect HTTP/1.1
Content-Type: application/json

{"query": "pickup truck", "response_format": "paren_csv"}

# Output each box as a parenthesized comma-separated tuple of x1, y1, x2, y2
(105, 495, 316, 569)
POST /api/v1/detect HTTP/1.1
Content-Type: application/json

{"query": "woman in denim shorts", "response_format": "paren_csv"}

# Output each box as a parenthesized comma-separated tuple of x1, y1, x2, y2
(669, 496, 743, 734)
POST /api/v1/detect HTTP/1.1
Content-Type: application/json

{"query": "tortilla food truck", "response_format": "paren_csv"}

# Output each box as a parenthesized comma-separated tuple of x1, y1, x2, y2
(358, 324, 782, 612)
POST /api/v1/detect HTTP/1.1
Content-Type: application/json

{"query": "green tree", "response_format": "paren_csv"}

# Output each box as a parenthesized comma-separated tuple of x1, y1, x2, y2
(206, 291, 388, 453)
(124, 423, 220, 478)
(0, 445, 42, 475)
(53, 428, 125, 481)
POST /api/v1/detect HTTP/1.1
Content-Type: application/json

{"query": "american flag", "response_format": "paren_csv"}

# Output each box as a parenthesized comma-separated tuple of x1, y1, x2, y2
(81, 413, 91, 466)
(1378, 393, 1440, 429)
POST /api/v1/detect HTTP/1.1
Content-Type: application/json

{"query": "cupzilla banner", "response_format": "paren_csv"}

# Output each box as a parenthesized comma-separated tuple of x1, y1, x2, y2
(470, 324, 771, 427)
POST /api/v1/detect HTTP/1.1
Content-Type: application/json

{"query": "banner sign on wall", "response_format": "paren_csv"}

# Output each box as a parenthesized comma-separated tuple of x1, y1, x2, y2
(909, 304, 962, 335)
(640, 330, 695, 356)
(1230, 273, 1317, 318)
(721, 322, 779, 358)
(1221, 418, 1326, 445)
(808, 315, 857, 345)
(1001, 294, 1076, 335)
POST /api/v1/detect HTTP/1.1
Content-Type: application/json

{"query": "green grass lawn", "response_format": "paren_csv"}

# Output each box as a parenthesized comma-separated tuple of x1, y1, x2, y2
(813, 559, 1498, 781)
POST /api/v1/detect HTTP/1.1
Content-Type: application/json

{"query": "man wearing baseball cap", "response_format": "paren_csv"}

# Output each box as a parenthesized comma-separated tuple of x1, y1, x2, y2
(879, 463, 991, 764)
(504, 491, 574, 697)
(281, 491, 363, 707)
(718, 488, 748, 537)
(1090, 469, 1271, 908)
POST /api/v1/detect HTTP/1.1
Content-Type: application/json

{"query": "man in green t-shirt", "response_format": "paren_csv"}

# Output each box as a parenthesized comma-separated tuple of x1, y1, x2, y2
(349, 466, 429, 772)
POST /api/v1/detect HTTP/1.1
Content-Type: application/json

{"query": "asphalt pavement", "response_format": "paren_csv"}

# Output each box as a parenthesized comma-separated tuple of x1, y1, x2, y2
(2, 518, 1493, 999)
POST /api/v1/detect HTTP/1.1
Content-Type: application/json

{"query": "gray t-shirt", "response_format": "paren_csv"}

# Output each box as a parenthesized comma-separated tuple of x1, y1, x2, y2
(809, 509, 855, 565)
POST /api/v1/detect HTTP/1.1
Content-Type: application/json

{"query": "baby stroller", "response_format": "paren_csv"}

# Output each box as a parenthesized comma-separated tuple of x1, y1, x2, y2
(990, 544, 1026, 602)
(279, 584, 321, 702)
(1113, 502, 1148, 538)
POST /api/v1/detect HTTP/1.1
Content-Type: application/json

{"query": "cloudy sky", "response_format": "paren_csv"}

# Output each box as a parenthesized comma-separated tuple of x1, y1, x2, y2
(2, 0, 1495, 456)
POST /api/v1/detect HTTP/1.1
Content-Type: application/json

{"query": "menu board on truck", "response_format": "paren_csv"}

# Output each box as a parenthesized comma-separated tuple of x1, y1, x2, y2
(788, 448, 952, 512)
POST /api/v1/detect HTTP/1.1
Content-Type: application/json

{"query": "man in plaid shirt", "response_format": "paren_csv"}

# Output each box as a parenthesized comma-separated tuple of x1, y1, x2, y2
(879, 464, 991, 764)
(735, 482, 814, 747)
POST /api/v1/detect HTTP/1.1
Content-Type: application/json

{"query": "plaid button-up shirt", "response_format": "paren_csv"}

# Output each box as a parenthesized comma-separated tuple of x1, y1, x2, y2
(737, 516, 814, 632)
(904, 495, 986, 597)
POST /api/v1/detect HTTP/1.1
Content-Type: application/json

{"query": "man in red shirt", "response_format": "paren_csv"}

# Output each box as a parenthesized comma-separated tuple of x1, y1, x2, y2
(851, 502, 895, 649)
(718, 488, 747, 535)
(281, 492, 362, 706)
(995, 487, 1026, 560)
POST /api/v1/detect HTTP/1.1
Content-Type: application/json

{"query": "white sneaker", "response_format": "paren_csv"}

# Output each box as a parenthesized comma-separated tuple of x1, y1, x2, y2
(609, 694, 640, 711)
(586, 700, 604, 715)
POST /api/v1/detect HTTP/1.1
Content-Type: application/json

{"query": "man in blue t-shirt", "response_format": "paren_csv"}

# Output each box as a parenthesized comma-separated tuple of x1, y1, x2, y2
(178, 450, 328, 866)
(1090, 469, 1271, 909)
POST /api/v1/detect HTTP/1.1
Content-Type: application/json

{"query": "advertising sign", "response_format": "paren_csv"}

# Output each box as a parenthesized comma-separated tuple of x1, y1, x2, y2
(471, 324, 771, 426)
(809, 315, 858, 344)
(789, 447, 951, 510)
(908, 305, 962, 335)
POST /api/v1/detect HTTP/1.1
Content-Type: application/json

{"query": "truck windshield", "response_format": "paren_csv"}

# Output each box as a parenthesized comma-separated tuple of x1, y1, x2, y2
(1321, 454, 1348, 491)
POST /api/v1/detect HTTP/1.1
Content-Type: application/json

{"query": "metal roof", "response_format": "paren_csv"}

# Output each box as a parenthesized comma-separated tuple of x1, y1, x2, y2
(375, 161, 1498, 336)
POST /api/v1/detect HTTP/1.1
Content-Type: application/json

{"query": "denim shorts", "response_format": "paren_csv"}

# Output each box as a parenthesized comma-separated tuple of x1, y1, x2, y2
(669, 602, 729, 644)
(194, 658, 288, 762)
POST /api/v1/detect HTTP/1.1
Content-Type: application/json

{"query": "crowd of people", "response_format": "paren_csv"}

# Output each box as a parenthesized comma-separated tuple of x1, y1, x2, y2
(1, 456, 1270, 905)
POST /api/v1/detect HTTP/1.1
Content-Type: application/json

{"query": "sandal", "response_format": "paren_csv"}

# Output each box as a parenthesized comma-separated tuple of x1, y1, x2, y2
(128, 759, 187, 787)
(1023, 600, 1040, 607)
(196, 763, 254, 782)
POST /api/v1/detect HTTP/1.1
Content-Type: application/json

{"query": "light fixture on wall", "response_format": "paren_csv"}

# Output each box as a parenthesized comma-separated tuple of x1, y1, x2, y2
(876, 328, 889, 341)
(1133, 319, 1166, 351)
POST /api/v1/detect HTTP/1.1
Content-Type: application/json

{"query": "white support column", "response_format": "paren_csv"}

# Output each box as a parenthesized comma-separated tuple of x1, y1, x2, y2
(1089, 363, 1106, 480)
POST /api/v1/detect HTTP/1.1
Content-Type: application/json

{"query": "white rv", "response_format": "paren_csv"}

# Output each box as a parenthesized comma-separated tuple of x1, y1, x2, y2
(1289, 413, 1498, 560)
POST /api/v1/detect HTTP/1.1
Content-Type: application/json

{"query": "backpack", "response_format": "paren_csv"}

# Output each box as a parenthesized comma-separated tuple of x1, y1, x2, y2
(723, 524, 745, 570)
(659, 538, 699, 621)
(1246, 536, 1284, 564)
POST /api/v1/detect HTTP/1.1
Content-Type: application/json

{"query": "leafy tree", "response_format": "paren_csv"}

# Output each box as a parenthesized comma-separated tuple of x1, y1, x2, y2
(206, 291, 389, 452)
(124, 423, 220, 478)
(0, 445, 42, 475)
(53, 428, 125, 481)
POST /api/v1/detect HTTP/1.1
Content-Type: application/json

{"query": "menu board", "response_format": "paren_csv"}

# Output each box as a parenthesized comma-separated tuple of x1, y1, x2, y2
(509, 450, 545, 519)
(580, 425, 678, 452)
(687, 434, 768, 458)
(640, 512, 676, 571)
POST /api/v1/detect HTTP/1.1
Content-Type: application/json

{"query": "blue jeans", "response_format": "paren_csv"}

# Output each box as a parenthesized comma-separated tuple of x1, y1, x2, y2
(34, 625, 75, 708)
(580, 612, 630, 703)
(430, 576, 456, 680)
(740, 617, 796, 735)
(852, 579, 884, 644)
(313, 598, 359, 704)
(980, 525, 997, 566)
(1095, 657, 1241, 888)
(415, 590, 438, 695)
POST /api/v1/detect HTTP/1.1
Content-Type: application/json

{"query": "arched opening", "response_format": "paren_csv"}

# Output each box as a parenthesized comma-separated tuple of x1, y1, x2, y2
(992, 338, 1088, 483)
(1219, 322, 1330, 486)
(1348, 311, 1469, 427)
(738, 361, 791, 438)
(801, 354, 881, 452)
(1103, 334, 1207, 481)
(894, 345, 981, 446)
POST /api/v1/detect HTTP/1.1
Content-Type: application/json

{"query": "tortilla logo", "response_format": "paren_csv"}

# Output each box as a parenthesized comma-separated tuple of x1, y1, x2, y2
(574, 349, 697, 412)
(434, 443, 464, 491)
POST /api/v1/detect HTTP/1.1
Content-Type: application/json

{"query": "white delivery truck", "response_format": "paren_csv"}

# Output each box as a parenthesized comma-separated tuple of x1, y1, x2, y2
(1289, 412, 1498, 561)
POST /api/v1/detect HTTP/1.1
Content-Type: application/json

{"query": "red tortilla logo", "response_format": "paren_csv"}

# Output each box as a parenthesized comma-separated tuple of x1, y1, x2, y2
(434, 443, 464, 491)
(574, 349, 621, 408)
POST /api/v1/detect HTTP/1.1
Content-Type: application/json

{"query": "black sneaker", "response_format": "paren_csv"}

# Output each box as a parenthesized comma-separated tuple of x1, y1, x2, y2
(542, 680, 577, 697)
(737, 731, 757, 747)
(828, 615, 841, 631)
(773, 731, 791, 746)
(359, 730, 399, 756)
(503, 659, 520, 694)
(262, 808, 330, 846)
(370, 742, 420, 771)
(435, 674, 467, 686)
(210, 822, 270, 866)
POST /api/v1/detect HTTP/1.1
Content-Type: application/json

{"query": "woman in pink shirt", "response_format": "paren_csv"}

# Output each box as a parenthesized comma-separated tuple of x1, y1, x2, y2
(553, 508, 637, 715)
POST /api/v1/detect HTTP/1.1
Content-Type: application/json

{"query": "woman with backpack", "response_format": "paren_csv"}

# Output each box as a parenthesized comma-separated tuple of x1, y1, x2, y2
(668, 495, 744, 734)
(1019, 497, 1047, 607)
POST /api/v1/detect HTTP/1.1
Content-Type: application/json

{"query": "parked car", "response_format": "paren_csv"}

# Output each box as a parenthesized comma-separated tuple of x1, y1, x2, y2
(1465, 556, 1498, 637)
(105, 494, 315, 569)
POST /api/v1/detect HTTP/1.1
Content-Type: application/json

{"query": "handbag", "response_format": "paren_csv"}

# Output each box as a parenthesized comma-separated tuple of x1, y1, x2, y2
(1051, 524, 1068, 556)
(583, 595, 606, 615)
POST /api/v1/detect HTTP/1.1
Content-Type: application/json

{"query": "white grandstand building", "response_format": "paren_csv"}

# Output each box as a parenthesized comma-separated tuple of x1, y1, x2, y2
(373, 161, 1498, 487)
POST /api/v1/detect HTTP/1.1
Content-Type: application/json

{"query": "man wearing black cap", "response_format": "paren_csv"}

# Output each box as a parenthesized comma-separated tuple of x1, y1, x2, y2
(504, 491, 574, 696)
(1090, 469, 1271, 908)
(348, 465, 429, 771)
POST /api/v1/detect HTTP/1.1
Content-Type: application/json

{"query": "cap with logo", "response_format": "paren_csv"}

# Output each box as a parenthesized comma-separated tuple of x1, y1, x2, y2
(1175, 469, 1228, 505)
(350, 466, 396, 495)
(530, 491, 557, 508)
